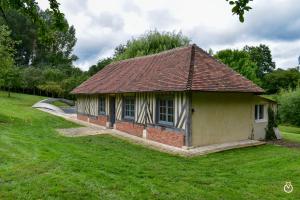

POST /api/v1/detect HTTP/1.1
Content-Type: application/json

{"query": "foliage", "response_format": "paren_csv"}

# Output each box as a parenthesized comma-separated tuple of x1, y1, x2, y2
(61, 72, 89, 96)
(114, 30, 190, 61)
(88, 58, 113, 76)
(0, 0, 64, 29)
(0, 2, 85, 98)
(214, 49, 261, 85)
(244, 44, 276, 78)
(0, 25, 20, 97)
(226, 0, 253, 22)
(33, 10, 77, 67)
(0, 9, 36, 65)
(265, 107, 277, 140)
(0, 4, 77, 67)
(20, 67, 43, 93)
(37, 81, 64, 97)
(278, 87, 300, 126)
(263, 68, 300, 94)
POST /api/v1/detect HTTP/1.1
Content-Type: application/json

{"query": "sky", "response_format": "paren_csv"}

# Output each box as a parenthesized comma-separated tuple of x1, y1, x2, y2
(38, 0, 300, 71)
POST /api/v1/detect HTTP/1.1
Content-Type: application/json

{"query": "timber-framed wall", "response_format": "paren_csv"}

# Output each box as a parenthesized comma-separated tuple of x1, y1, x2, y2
(76, 92, 190, 148)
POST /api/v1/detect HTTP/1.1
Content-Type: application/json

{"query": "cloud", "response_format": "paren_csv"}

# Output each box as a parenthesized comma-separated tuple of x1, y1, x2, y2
(146, 9, 179, 29)
(37, 0, 300, 70)
(122, 1, 141, 14)
(91, 12, 125, 31)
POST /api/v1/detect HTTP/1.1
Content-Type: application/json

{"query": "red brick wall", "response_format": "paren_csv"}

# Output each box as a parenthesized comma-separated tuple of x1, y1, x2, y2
(115, 121, 144, 137)
(147, 127, 185, 147)
(77, 114, 88, 122)
(89, 115, 108, 126)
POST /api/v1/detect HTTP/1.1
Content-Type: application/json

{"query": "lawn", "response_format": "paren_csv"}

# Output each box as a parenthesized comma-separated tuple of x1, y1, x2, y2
(279, 125, 300, 143)
(51, 101, 72, 108)
(1, 92, 300, 199)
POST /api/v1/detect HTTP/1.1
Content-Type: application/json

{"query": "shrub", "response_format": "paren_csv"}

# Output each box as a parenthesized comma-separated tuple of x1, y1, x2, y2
(265, 107, 277, 140)
(278, 87, 300, 126)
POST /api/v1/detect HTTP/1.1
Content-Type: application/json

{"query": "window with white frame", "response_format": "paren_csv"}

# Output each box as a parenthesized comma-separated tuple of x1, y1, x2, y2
(255, 104, 265, 121)
(158, 97, 174, 126)
(98, 96, 106, 115)
(123, 96, 135, 120)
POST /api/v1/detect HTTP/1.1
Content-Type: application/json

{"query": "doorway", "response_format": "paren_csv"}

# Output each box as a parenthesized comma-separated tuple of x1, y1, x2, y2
(109, 96, 116, 127)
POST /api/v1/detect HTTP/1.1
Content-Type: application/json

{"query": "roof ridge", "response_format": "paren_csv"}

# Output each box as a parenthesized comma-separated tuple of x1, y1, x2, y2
(186, 44, 196, 90)
(110, 45, 192, 65)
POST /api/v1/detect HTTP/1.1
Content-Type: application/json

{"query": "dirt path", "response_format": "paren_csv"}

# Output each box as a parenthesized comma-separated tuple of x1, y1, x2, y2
(268, 139, 300, 149)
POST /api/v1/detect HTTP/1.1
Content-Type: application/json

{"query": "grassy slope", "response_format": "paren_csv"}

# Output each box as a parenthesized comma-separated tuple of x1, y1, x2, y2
(280, 125, 300, 143)
(1, 92, 300, 199)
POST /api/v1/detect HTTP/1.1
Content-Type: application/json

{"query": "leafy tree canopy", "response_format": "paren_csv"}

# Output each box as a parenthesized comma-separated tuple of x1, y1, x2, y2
(0, 0, 64, 29)
(263, 68, 300, 94)
(214, 49, 261, 85)
(114, 30, 190, 61)
(0, 25, 20, 96)
(244, 44, 276, 78)
(0, 2, 77, 68)
(88, 58, 113, 76)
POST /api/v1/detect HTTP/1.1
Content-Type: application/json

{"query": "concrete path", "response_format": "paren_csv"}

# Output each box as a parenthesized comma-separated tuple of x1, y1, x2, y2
(58, 127, 108, 137)
(38, 108, 266, 157)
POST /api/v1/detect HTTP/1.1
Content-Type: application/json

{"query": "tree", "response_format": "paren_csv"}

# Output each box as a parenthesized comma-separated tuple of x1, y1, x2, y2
(0, 0, 64, 29)
(21, 67, 43, 94)
(32, 9, 77, 67)
(88, 58, 113, 76)
(0, 66, 21, 97)
(244, 44, 276, 78)
(263, 68, 300, 94)
(62, 73, 88, 96)
(214, 49, 261, 85)
(38, 81, 64, 97)
(0, 25, 20, 97)
(0, 9, 36, 66)
(114, 30, 190, 61)
(0, 3, 77, 68)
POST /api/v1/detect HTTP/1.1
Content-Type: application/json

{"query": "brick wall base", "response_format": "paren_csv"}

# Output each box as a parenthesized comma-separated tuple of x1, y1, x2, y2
(89, 115, 108, 127)
(146, 127, 185, 148)
(77, 114, 88, 122)
(115, 121, 144, 137)
(77, 115, 185, 148)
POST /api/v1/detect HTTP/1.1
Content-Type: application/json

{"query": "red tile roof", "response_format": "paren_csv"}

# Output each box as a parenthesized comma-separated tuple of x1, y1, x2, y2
(71, 44, 264, 94)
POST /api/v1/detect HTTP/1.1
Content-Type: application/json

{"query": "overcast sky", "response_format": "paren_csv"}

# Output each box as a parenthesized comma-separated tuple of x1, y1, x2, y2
(39, 0, 300, 71)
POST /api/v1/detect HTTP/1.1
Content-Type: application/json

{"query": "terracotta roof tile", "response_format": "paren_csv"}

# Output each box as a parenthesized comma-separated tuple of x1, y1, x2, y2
(71, 44, 264, 94)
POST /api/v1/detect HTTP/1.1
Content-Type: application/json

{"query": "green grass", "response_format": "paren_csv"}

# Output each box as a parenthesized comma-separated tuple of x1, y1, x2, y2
(1, 92, 300, 199)
(280, 125, 300, 143)
(51, 101, 72, 108)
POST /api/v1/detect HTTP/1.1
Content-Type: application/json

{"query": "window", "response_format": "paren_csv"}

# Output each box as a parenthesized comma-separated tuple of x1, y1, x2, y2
(255, 104, 265, 121)
(98, 96, 106, 115)
(158, 97, 174, 126)
(123, 96, 135, 120)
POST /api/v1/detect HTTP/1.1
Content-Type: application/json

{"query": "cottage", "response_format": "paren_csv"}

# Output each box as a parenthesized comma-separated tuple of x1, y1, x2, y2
(71, 44, 274, 148)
